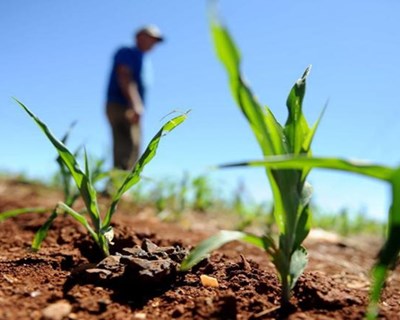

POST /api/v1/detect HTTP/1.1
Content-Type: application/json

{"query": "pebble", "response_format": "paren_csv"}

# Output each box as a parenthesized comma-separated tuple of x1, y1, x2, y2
(133, 312, 147, 319)
(42, 300, 72, 320)
(200, 274, 219, 288)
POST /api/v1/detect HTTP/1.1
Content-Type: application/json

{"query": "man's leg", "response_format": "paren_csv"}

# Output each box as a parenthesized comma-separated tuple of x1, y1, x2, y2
(106, 103, 134, 170)
(128, 121, 141, 168)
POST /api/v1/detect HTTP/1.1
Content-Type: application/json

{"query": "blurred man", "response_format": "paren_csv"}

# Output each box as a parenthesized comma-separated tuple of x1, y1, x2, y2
(106, 25, 164, 170)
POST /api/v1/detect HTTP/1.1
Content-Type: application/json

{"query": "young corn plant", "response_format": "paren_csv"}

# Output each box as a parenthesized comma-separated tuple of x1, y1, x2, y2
(15, 99, 187, 257)
(220, 156, 399, 319)
(32, 149, 108, 251)
(0, 121, 109, 250)
(0, 121, 82, 228)
(181, 15, 324, 307)
(192, 175, 214, 212)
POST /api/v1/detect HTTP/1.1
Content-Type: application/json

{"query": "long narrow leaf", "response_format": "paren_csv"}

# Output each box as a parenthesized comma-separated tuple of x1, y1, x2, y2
(284, 66, 311, 154)
(14, 99, 100, 226)
(0, 207, 49, 222)
(180, 230, 264, 271)
(31, 210, 58, 251)
(102, 113, 188, 228)
(57, 121, 77, 200)
(220, 156, 393, 181)
(210, 19, 286, 156)
(368, 167, 400, 318)
(289, 246, 308, 290)
(56, 202, 98, 242)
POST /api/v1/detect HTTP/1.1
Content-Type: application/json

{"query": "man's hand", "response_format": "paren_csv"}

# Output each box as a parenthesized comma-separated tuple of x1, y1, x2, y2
(125, 108, 141, 124)
(116, 64, 144, 124)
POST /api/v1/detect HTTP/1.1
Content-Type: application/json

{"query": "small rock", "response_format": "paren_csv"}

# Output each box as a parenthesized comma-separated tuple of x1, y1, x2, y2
(86, 268, 112, 276)
(133, 312, 147, 319)
(200, 274, 219, 288)
(42, 300, 72, 320)
(30, 290, 41, 298)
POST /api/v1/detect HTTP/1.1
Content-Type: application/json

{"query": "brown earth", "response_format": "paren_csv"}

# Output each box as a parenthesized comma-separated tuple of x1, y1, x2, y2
(0, 178, 399, 320)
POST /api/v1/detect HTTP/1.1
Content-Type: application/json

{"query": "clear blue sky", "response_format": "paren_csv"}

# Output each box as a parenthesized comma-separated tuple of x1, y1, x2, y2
(1, 1, 400, 221)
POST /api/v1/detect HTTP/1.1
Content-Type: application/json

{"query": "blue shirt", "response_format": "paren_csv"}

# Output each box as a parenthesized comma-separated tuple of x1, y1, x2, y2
(106, 46, 146, 107)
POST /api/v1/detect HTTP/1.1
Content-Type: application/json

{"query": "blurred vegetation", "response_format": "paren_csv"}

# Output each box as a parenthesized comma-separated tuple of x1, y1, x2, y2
(1, 171, 385, 237)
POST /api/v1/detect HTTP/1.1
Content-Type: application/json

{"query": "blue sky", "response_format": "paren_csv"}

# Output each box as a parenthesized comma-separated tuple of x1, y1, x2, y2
(1, 1, 399, 221)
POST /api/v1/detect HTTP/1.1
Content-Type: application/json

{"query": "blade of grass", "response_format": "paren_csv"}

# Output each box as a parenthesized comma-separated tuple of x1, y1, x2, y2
(180, 230, 265, 271)
(210, 19, 286, 157)
(368, 167, 400, 319)
(55, 202, 98, 242)
(102, 112, 188, 228)
(220, 156, 393, 181)
(31, 209, 58, 251)
(285, 66, 311, 154)
(0, 207, 49, 222)
(14, 99, 101, 230)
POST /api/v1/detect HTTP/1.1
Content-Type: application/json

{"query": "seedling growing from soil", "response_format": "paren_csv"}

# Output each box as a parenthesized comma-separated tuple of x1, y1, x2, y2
(15, 99, 187, 256)
(0, 121, 107, 251)
(221, 156, 399, 319)
(0, 122, 79, 224)
(182, 14, 324, 308)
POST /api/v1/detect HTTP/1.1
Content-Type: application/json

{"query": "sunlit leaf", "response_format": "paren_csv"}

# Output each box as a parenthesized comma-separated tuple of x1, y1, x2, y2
(220, 156, 393, 181)
(289, 246, 308, 290)
(14, 99, 101, 227)
(102, 113, 188, 228)
(180, 230, 264, 271)
(0, 207, 49, 222)
(31, 210, 58, 251)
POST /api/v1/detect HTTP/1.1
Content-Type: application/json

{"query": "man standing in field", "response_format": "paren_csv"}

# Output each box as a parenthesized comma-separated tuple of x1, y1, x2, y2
(106, 25, 164, 170)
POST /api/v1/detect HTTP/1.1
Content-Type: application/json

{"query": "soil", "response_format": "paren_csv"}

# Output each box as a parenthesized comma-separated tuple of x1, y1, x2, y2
(0, 178, 399, 320)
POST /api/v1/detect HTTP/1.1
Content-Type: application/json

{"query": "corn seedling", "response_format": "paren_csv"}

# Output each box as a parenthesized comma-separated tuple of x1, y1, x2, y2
(0, 207, 49, 222)
(0, 121, 110, 250)
(217, 156, 398, 319)
(15, 99, 187, 257)
(53, 120, 81, 206)
(181, 12, 324, 308)
(192, 175, 214, 212)
(231, 180, 269, 231)
(313, 208, 384, 237)
(0, 122, 80, 224)
(1, 123, 82, 232)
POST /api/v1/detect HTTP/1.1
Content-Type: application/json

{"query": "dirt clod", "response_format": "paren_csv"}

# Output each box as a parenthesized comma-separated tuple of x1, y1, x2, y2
(78, 239, 188, 290)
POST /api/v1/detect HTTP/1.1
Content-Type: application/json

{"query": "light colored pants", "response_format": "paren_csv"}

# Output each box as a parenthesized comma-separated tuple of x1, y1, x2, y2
(106, 102, 141, 170)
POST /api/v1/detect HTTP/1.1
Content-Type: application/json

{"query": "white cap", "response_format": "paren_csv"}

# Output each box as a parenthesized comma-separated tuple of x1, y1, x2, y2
(136, 25, 164, 42)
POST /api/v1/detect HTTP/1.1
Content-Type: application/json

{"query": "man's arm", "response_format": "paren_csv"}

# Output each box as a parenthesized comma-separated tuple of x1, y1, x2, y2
(116, 64, 144, 123)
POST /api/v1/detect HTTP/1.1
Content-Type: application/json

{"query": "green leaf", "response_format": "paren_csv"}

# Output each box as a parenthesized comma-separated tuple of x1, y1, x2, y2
(220, 156, 393, 181)
(300, 102, 327, 179)
(210, 18, 241, 80)
(102, 113, 188, 228)
(32, 210, 58, 251)
(302, 101, 327, 155)
(293, 200, 312, 249)
(14, 99, 101, 228)
(210, 18, 286, 157)
(367, 264, 387, 320)
(55, 202, 98, 242)
(180, 230, 264, 271)
(368, 167, 400, 318)
(284, 66, 311, 155)
(0, 207, 49, 222)
(289, 246, 308, 290)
